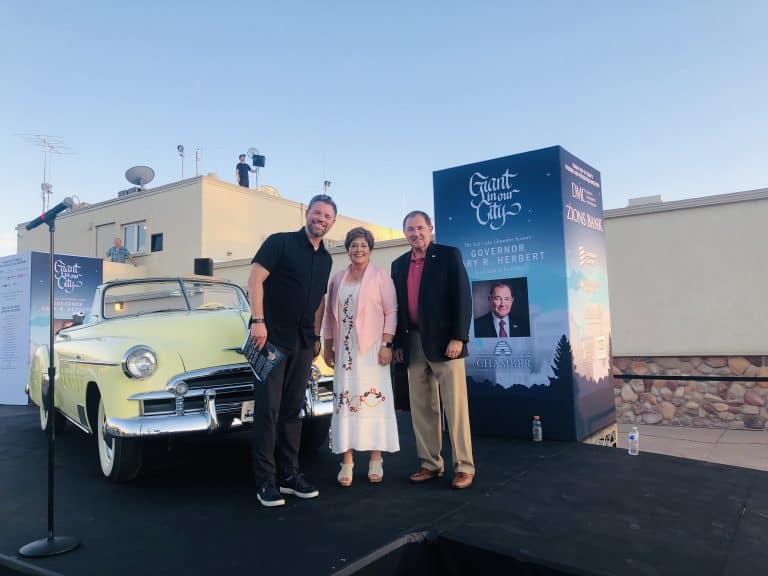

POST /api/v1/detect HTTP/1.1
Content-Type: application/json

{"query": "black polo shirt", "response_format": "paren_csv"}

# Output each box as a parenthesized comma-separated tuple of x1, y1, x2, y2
(252, 228, 332, 349)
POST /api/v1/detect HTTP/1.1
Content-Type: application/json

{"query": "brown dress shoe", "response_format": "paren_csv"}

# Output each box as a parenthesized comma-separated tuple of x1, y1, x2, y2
(451, 472, 474, 489)
(409, 467, 444, 483)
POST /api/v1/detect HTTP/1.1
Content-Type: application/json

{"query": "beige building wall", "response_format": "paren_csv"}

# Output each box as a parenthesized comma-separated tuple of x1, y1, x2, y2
(16, 176, 402, 278)
(214, 238, 411, 288)
(18, 176, 766, 359)
(218, 187, 768, 360)
(102, 261, 147, 281)
(199, 177, 403, 264)
(17, 179, 205, 275)
(604, 189, 768, 357)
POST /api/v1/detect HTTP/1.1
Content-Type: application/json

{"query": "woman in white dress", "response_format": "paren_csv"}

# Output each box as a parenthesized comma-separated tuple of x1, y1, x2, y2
(323, 227, 399, 486)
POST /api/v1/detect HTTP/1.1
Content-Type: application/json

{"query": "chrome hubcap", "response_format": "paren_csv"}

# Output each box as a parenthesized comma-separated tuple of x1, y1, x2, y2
(98, 404, 114, 467)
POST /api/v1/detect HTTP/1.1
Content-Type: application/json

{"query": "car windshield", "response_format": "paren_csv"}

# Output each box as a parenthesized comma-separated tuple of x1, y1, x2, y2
(102, 279, 248, 319)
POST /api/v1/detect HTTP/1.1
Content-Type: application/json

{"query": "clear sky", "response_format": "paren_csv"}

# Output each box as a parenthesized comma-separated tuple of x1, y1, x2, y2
(1, 1, 766, 256)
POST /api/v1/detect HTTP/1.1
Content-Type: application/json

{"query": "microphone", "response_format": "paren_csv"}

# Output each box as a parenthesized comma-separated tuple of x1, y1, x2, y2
(25, 197, 75, 231)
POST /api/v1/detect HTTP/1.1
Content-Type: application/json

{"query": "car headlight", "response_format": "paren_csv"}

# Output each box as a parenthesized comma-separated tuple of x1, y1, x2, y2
(122, 346, 157, 379)
(309, 364, 321, 383)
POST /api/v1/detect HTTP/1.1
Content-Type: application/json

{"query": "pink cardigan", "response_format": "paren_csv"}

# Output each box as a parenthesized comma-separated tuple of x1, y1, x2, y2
(323, 264, 398, 355)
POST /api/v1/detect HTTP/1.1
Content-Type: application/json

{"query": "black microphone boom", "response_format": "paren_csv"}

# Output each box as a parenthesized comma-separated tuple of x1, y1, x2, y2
(25, 197, 75, 231)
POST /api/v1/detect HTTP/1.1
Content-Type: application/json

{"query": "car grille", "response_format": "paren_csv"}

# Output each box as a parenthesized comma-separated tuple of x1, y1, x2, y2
(142, 367, 254, 418)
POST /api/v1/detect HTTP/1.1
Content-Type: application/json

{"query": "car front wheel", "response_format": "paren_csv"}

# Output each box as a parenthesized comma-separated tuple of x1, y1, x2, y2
(97, 398, 143, 482)
(39, 400, 67, 434)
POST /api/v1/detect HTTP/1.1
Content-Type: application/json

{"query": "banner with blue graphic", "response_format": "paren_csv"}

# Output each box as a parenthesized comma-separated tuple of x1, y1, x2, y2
(560, 149, 615, 438)
(434, 146, 614, 440)
(29, 252, 103, 355)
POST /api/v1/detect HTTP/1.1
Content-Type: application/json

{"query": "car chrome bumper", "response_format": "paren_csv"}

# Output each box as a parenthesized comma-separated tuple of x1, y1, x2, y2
(104, 376, 336, 439)
(104, 389, 221, 439)
(303, 376, 335, 418)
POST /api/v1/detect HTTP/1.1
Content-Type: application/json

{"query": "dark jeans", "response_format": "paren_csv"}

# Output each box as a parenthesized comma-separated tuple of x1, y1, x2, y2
(251, 340, 313, 487)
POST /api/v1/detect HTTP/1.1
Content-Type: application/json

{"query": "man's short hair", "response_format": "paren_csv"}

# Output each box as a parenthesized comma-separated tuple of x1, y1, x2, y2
(402, 210, 432, 228)
(344, 227, 374, 251)
(308, 194, 338, 216)
(239, 154, 246, 160)
(489, 281, 513, 297)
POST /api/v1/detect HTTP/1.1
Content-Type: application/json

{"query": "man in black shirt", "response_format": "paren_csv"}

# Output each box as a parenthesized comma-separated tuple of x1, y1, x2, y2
(247, 194, 337, 507)
(236, 154, 255, 188)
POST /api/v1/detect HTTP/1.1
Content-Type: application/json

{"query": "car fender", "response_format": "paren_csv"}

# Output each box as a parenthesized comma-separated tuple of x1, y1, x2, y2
(28, 345, 55, 409)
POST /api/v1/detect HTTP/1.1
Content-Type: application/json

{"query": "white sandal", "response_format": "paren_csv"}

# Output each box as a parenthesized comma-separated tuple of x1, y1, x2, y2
(337, 462, 354, 487)
(368, 458, 383, 483)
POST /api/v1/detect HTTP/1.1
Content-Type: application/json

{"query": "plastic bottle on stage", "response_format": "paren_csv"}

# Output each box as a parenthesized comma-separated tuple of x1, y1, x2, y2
(628, 426, 640, 455)
(532, 416, 543, 442)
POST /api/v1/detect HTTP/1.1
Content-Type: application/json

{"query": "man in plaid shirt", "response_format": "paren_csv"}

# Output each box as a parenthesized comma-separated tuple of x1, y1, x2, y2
(105, 237, 137, 266)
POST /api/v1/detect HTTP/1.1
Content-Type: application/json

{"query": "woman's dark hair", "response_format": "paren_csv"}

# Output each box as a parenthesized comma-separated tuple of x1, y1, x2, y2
(344, 227, 375, 251)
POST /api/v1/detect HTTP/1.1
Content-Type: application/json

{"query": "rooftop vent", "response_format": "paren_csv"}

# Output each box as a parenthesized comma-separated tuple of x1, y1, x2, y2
(118, 186, 141, 197)
(256, 185, 280, 197)
(627, 195, 663, 207)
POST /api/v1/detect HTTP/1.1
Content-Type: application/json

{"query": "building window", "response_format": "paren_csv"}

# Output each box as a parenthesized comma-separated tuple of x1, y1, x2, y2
(151, 233, 164, 252)
(123, 222, 147, 254)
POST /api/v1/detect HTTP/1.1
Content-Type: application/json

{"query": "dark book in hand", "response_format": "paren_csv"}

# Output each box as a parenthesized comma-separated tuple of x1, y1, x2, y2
(240, 334, 285, 383)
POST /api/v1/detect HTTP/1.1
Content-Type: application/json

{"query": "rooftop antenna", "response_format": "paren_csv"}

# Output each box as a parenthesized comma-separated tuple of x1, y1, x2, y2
(18, 134, 72, 212)
(191, 145, 224, 178)
(125, 166, 155, 190)
(177, 145, 185, 180)
(321, 154, 331, 196)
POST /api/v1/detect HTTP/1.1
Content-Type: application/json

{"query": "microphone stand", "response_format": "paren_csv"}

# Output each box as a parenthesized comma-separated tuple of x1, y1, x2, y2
(20, 217, 80, 557)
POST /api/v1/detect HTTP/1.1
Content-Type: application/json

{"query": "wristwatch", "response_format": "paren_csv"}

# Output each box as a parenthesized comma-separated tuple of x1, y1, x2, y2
(248, 317, 265, 327)
(381, 342, 393, 349)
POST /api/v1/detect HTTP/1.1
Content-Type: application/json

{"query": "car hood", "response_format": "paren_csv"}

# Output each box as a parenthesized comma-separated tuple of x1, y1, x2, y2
(64, 310, 249, 372)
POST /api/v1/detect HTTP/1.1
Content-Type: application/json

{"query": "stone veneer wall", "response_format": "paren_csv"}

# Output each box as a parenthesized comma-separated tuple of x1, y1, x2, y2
(613, 356, 768, 430)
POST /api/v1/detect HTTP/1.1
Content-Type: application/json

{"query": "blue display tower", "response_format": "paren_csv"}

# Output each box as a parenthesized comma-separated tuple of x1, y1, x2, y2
(434, 146, 614, 441)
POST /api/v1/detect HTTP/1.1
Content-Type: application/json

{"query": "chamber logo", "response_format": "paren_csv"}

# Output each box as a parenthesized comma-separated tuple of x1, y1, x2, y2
(494, 341, 512, 356)
(469, 169, 521, 230)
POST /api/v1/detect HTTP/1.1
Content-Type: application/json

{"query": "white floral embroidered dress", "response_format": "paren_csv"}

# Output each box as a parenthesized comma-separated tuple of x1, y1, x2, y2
(331, 279, 400, 453)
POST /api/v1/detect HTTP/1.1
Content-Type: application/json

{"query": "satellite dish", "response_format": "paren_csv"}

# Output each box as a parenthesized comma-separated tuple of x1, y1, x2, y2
(125, 166, 155, 189)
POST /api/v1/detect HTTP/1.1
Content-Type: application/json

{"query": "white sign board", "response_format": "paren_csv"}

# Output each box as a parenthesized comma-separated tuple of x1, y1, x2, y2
(0, 254, 32, 405)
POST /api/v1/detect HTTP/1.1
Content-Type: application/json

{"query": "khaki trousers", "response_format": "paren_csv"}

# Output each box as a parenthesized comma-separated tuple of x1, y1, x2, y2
(407, 330, 475, 475)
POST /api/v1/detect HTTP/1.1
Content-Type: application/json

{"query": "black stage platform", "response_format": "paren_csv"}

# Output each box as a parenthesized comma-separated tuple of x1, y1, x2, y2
(1, 404, 767, 576)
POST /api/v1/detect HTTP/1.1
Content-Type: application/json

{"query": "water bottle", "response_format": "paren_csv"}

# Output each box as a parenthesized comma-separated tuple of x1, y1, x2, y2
(532, 416, 543, 442)
(628, 426, 639, 456)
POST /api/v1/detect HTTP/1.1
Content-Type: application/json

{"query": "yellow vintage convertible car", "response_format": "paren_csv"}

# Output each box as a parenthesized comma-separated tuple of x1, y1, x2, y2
(27, 277, 333, 482)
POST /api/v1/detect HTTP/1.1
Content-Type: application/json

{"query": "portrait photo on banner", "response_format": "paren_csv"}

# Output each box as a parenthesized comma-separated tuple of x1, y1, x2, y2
(472, 277, 531, 339)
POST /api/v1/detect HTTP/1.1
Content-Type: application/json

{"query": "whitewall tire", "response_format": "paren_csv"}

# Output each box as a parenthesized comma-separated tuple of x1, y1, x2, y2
(97, 397, 142, 482)
(39, 397, 66, 434)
